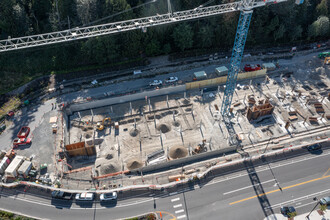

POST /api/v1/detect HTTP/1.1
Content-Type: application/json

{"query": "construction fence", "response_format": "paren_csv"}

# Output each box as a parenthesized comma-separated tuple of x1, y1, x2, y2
(185, 69, 267, 90)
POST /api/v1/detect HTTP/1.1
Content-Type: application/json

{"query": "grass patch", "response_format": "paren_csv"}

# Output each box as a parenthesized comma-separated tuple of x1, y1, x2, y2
(0, 97, 21, 119)
(0, 210, 36, 220)
(125, 213, 157, 220)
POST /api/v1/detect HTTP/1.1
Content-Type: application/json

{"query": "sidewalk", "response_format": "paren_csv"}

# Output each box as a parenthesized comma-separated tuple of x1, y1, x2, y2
(265, 210, 330, 220)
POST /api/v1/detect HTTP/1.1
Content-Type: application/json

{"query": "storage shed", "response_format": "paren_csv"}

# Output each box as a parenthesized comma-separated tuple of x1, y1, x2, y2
(193, 71, 207, 80)
(5, 155, 24, 177)
(215, 66, 228, 76)
(262, 63, 276, 71)
(18, 160, 32, 177)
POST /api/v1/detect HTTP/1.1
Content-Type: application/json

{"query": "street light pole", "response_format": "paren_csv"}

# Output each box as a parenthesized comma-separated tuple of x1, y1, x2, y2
(306, 197, 319, 219)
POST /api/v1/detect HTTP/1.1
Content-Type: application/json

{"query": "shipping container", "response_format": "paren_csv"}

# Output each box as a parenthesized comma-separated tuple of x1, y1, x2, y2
(5, 155, 24, 177)
(0, 156, 9, 174)
(18, 160, 32, 177)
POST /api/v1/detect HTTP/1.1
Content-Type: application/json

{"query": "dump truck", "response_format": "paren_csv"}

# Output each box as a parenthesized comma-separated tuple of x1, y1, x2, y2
(17, 126, 30, 138)
(51, 190, 73, 200)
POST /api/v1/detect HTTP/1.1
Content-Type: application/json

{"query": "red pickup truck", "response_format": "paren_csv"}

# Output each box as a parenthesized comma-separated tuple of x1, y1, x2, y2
(244, 64, 261, 72)
(17, 126, 30, 138)
(13, 137, 32, 148)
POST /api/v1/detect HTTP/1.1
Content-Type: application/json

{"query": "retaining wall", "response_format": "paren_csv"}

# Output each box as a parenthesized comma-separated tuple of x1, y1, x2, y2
(67, 85, 186, 114)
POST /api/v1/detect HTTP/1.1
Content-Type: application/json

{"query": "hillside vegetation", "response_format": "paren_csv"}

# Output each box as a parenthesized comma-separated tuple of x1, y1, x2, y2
(0, 0, 329, 94)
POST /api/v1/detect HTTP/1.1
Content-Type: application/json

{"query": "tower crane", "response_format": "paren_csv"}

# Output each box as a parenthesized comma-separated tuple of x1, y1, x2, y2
(0, 0, 304, 123)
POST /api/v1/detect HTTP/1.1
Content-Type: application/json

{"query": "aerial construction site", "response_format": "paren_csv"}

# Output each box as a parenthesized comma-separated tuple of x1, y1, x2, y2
(0, 0, 329, 219)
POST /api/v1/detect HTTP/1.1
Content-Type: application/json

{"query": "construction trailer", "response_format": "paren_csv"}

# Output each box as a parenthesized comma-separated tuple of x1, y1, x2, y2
(18, 160, 32, 178)
(5, 155, 24, 178)
(247, 100, 275, 121)
(262, 63, 276, 71)
(193, 71, 207, 81)
(215, 66, 228, 76)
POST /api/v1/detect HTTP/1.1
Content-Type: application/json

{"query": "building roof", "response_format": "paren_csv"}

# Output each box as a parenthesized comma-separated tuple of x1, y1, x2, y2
(5, 155, 24, 174)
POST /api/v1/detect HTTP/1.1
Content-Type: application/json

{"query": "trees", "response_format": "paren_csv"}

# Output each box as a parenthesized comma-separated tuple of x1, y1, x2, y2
(308, 16, 330, 38)
(172, 23, 194, 52)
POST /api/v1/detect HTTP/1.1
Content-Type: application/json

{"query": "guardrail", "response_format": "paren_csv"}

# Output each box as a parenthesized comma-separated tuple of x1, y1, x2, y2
(1, 139, 328, 195)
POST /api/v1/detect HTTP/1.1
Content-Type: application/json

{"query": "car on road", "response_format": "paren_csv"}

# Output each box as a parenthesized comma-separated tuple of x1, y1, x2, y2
(165, 77, 178, 83)
(244, 64, 261, 72)
(100, 192, 117, 201)
(149, 80, 162, 86)
(307, 143, 322, 151)
(280, 206, 296, 216)
(320, 196, 330, 206)
(51, 190, 73, 200)
(75, 192, 94, 201)
(13, 138, 32, 148)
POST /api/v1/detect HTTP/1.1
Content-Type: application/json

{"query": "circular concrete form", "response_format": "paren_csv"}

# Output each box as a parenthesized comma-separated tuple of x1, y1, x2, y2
(129, 128, 140, 137)
(156, 123, 171, 133)
(172, 121, 181, 127)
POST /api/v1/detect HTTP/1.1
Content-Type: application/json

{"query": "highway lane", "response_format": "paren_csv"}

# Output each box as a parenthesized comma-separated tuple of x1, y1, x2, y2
(0, 146, 329, 220)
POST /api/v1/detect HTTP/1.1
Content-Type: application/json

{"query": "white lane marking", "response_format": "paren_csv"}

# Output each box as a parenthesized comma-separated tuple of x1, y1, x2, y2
(177, 214, 186, 219)
(295, 201, 318, 209)
(171, 197, 180, 202)
(223, 179, 275, 195)
(296, 202, 302, 205)
(205, 150, 330, 187)
(175, 209, 184, 214)
(265, 188, 330, 209)
(169, 192, 178, 196)
(173, 204, 183, 208)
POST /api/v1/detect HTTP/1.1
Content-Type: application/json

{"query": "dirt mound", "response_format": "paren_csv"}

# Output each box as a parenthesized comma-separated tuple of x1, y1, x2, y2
(95, 158, 120, 175)
(172, 121, 181, 127)
(129, 128, 140, 137)
(156, 123, 171, 133)
(126, 158, 143, 170)
(169, 146, 188, 159)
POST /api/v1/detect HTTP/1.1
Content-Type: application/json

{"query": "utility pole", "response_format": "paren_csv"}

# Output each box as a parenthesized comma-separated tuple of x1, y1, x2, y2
(306, 197, 319, 219)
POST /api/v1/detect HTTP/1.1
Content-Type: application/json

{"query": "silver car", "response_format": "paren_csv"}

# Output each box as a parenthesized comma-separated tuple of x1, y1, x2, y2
(100, 192, 117, 201)
(75, 192, 94, 201)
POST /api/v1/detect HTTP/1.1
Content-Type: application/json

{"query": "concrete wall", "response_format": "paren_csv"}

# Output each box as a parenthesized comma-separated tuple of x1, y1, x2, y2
(186, 69, 267, 90)
(140, 146, 237, 174)
(68, 85, 186, 114)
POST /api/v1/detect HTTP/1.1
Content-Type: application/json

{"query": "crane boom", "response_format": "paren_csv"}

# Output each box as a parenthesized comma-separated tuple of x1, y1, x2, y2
(0, 0, 288, 53)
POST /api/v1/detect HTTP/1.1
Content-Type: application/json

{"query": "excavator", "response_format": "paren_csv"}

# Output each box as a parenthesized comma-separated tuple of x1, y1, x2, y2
(324, 57, 330, 65)
(96, 117, 111, 131)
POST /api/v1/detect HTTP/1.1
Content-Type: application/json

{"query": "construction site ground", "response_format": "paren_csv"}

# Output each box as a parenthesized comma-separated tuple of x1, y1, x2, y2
(62, 61, 330, 190)
(0, 50, 329, 191)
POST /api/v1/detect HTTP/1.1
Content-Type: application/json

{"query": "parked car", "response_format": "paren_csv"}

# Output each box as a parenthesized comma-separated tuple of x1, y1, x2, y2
(75, 192, 94, 201)
(51, 190, 73, 200)
(244, 64, 261, 72)
(7, 111, 14, 117)
(280, 206, 296, 216)
(13, 138, 32, 148)
(165, 77, 178, 83)
(149, 80, 162, 86)
(320, 196, 330, 206)
(100, 192, 117, 201)
(307, 143, 322, 151)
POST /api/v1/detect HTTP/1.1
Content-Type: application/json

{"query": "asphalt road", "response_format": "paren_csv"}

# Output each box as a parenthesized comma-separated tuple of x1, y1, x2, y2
(0, 147, 329, 220)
